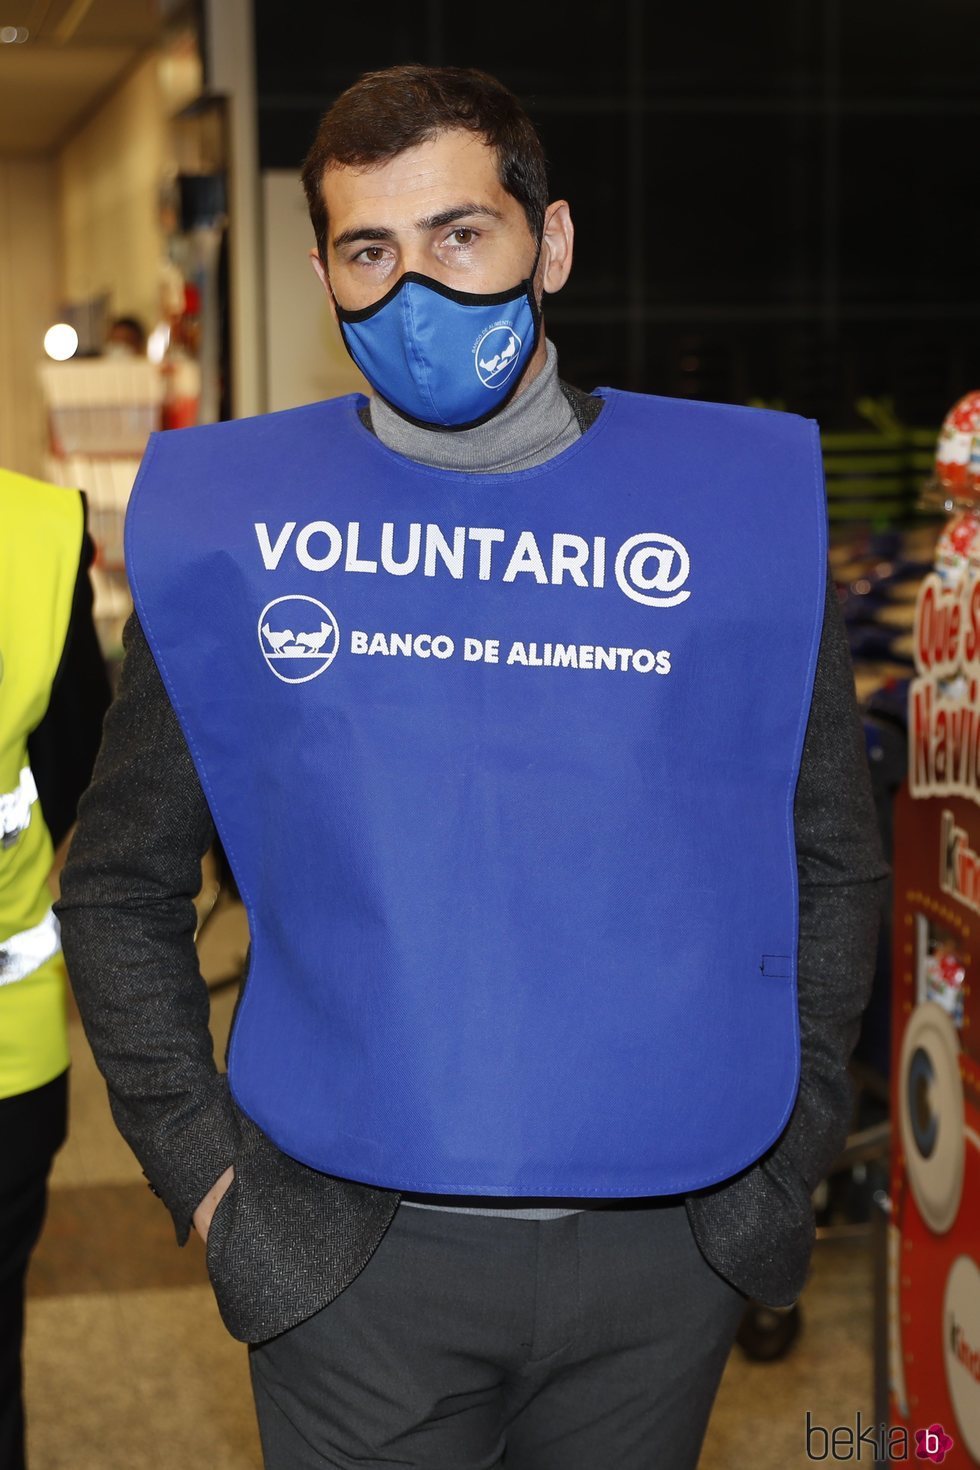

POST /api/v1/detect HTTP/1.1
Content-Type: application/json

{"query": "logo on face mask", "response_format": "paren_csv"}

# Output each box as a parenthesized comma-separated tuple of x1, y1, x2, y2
(258, 595, 339, 683)
(474, 325, 524, 390)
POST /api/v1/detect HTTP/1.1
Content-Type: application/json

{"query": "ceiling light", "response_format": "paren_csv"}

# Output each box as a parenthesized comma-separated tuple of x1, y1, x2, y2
(44, 323, 79, 361)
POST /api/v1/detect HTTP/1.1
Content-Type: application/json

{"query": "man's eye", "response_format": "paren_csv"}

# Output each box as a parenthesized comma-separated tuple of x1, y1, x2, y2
(450, 228, 476, 246)
(360, 246, 386, 263)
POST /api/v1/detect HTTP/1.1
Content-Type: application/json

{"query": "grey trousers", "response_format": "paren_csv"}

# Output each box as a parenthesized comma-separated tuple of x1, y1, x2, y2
(248, 1197, 748, 1470)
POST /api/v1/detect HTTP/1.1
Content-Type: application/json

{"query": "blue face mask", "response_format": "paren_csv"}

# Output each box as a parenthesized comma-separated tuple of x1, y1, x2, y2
(333, 258, 542, 432)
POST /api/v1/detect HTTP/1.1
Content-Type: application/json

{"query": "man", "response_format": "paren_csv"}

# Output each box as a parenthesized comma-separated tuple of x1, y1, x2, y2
(57, 65, 888, 1470)
(1, 468, 110, 1470)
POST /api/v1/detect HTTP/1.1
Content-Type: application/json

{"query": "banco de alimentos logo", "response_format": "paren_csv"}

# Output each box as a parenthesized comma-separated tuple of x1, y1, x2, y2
(474, 324, 522, 390)
(258, 595, 339, 683)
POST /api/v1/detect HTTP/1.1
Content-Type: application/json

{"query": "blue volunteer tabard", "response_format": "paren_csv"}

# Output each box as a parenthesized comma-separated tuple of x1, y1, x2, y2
(125, 387, 827, 1197)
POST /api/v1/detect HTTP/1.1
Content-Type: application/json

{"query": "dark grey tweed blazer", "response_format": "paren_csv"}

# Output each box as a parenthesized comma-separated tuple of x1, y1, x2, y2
(55, 398, 889, 1344)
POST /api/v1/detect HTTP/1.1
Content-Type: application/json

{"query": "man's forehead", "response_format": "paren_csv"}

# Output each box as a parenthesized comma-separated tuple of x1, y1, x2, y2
(322, 129, 513, 229)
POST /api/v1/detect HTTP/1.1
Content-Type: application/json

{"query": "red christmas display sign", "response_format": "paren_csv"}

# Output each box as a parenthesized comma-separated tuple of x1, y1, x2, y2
(891, 451, 980, 1462)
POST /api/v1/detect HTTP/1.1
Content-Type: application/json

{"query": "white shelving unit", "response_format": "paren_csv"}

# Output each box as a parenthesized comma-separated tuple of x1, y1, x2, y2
(39, 360, 163, 660)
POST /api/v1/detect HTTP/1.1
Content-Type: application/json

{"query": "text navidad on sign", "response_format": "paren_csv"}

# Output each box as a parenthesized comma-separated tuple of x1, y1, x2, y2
(911, 567, 980, 802)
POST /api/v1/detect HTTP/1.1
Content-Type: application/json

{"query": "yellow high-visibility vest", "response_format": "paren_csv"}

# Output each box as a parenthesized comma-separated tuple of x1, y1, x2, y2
(0, 468, 83, 1099)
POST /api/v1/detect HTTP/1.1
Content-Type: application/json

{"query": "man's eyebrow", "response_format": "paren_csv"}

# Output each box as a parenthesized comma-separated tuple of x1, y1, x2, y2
(332, 224, 397, 251)
(415, 203, 504, 232)
(332, 203, 503, 253)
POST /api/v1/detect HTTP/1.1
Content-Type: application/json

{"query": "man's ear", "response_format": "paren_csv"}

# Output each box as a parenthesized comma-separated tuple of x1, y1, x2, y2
(310, 249, 338, 326)
(538, 201, 574, 297)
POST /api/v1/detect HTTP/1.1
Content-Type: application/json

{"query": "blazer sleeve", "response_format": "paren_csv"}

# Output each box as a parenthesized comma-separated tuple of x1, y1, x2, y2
(685, 564, 891, 1308)
(775, 565, 891, 1193)
(54, 610, 242, 1245)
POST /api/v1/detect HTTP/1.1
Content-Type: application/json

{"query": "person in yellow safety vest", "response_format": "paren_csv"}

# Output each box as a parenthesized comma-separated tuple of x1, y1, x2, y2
(0, 467, 110, 1470)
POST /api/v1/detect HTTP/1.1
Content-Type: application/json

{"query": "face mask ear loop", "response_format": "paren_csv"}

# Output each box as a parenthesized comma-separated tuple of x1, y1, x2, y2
(528, 235, 544, 305)
(525, 235, 545, 351)
(322, 257, 341, 314)
(328, 265, 360, 377)
(325, 260, 374, 383)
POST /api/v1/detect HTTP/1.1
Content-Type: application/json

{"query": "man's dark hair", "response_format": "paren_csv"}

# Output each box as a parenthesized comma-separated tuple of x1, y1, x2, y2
(300, 64, 549, 265)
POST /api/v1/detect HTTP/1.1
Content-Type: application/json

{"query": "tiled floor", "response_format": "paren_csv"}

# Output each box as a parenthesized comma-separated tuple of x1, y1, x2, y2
(24, 897, 877, 1469)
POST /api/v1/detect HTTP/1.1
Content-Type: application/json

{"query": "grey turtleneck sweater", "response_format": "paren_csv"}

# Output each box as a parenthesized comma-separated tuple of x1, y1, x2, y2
(368, 336, 580, 476)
